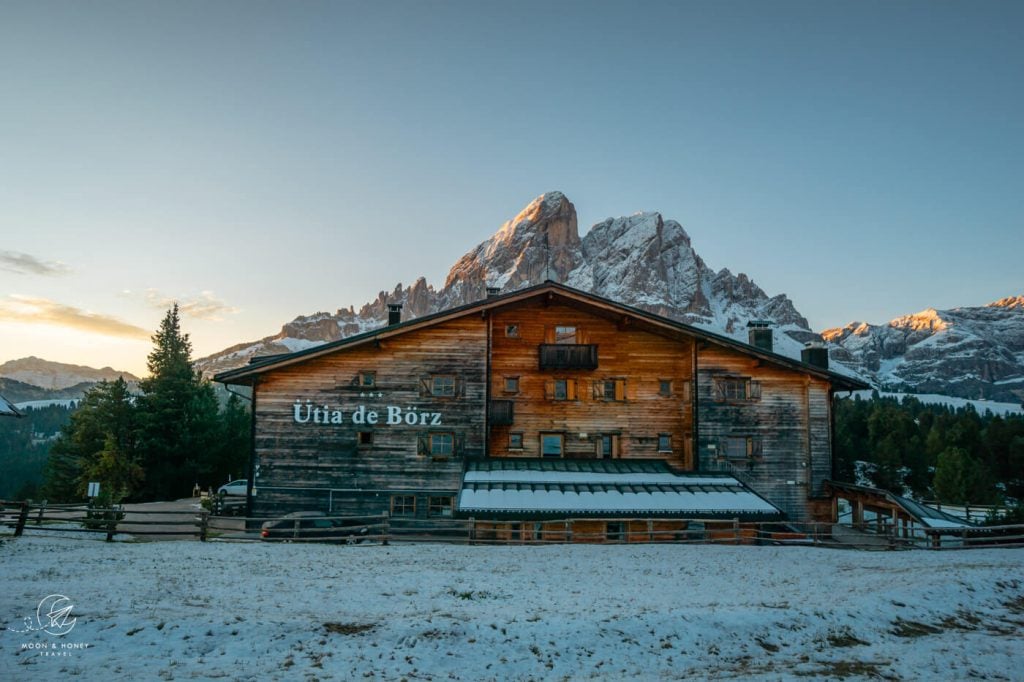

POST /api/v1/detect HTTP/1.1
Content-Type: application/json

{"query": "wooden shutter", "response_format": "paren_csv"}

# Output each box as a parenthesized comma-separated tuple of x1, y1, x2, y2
(567, 380, 578, 401)
(681, 381, 692, 403)
(455, 433, 465, 456)
(419, 377, 431, 396)
(544, 381, 555, 400)
(456, 376, 465, 398)
(417, 435, 429, 456)
(592, 381, 602, 400)
(544, 327, 556, 343)
(713, 379, 725, 401)
(614, 379, 625, 402)
(750, 438, 763, 458)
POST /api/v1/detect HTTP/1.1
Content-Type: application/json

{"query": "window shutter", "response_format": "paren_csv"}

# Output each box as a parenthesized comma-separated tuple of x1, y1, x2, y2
(419, 377, 431, 396)
(544, 381, 555, 400)
(614, 379, 625, 402)
(748, 381, 762, 399)
(456, 377, 465, 398)
(544, 327, 556, 343)
(713, 379, 725, 401)
(682, 381, 692, 403)
(455, 433, 465, 456)
(567, 380, 578, 401)
(417, 435, 429, 456)
(592, 381, 602, 400)
(751, 438, 763, 458)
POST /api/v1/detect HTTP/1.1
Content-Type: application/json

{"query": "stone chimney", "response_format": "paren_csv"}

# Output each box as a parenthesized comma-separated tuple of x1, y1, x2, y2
(387, 303, 403, 326)
(801, 341, 829, 370)
(746, 320, 773, 352)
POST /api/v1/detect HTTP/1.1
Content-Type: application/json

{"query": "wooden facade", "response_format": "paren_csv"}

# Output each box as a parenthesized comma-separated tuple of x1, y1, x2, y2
(216, 282, 867, 527)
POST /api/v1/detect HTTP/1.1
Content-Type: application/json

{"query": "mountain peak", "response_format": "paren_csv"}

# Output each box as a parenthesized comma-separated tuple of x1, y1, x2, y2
(988, 295, 1024, 310)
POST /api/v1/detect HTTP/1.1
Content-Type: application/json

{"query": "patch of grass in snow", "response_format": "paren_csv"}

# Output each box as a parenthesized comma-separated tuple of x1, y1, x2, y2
(824, 626, 870, 647)
(323, 622, 376, 635)
(890, 618, 942, 638)
(796, 660, 896, 679)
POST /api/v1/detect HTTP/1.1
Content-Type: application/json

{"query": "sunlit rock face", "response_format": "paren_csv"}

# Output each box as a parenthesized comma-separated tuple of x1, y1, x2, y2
(196, 191, 820, 376)
(823, 297, 1024, 402)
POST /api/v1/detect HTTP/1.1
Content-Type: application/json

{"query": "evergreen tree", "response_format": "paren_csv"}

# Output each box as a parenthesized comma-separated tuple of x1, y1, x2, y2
(135, 304, 222, 500)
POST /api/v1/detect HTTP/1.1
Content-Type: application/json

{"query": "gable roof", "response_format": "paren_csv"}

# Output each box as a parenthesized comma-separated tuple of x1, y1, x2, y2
(214, 281, 869, 390)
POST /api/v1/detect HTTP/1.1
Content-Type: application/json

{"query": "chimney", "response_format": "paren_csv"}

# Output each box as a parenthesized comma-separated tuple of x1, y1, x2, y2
(801, 341, 829, 370)
(746, 320, 773, 352)
(486, 286, 501, 299)
(387, 303, 403, 326)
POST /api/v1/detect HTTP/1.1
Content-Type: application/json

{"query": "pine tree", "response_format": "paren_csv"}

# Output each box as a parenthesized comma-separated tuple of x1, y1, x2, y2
(136, 304, 221, 500)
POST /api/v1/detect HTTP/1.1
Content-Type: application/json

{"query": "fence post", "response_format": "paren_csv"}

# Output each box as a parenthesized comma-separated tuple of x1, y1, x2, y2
(36, 500, 46, 525)
(382, 511, 389, 546)
(566, 520, 573, 543)
(105, 509, 117, 542)
(14, 502, 30, 537)
(733, 518, 740, 545)
(199, 511, 209, 542)
(468, 517, 476, 545)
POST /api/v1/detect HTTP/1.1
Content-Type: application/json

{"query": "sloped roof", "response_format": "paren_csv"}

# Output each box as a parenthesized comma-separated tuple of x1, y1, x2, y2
(215, 281, 869, 391)
(827, 480, 975, 529)
(456, 458, 784, 520)
(0, 393, 22, 418)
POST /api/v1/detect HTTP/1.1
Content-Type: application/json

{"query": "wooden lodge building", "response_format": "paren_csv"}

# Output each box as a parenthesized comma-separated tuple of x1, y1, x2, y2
(215, 282, 869, 537)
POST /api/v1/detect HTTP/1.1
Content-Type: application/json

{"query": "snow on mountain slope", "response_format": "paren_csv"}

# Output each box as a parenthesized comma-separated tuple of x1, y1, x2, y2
(824, 295, 1024, 403)
(195, 192, 824, 376)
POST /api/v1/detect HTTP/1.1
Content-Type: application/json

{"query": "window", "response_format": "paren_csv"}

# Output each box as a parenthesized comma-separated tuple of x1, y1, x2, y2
(659, 379, 672, 397)
(505, 323, 520, 338)
(597, 434, 619, 458)
(430, 433, 454, 456)
(431, 375, 456, 397)
(554, 325, 577, 344)
(503, 376, 520, 394)
(541, 433, 564, 458)
(357, 431, 373, 447)
(725, 436, 763, 460)
(606, 522, 625, 542)
(713, 377, 761, 402)
(594, 378, 625, 401)
(546, 378, 577, 401)
(391, 495, 415, 516)
(657, 434, 672, 453)
(509, 432, 524, 450)
(428, 496, 453, 518)
(359, 371, 376, 388)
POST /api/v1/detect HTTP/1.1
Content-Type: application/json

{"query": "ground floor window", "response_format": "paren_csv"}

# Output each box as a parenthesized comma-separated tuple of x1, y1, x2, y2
(657, 433, 672, 453)
(509, 432, 524, 450)
(606, 522, 625, 541)
(597, 434, 620, 458)
(428, 496, 453, 517)
(391, 495, 416, 516)
(541, 433, 564, 458)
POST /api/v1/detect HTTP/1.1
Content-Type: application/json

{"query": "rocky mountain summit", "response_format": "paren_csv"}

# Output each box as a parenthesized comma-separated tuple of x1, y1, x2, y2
(0, 356, 139, 390)
(823, 296, 1024, 403)
(195, 192, 818, 375)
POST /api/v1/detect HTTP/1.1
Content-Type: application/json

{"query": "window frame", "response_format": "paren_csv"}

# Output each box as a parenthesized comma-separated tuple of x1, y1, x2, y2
(503, 376, 520, 394)
(428, 496, 454, 518)
(359, 371, 376, 388)
(357, 431, 374, 447)
(508, 432, 524, 450)
(597, 433, 619, 459)
(429, 432, 455, 457)
(713, 377, 761, 402)
(553, 325, 578, 344)
(505, 323, 520, 338)
(430, 374, 457, 398)
(390, 495, 416, 517)
(540, 433, 564, 458)
(658, 379, 673, 397)
(657, 433, 673, 453)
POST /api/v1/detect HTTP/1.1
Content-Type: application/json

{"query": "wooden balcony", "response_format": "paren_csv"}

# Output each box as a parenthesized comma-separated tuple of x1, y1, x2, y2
(538, 344, 599, 370)
(489, 400, 514, 426)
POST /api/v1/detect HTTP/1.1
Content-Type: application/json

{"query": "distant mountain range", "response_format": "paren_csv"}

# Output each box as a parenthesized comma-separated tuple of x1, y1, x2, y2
(0, 357, 139, 404)
(3, 193, 1019, 406)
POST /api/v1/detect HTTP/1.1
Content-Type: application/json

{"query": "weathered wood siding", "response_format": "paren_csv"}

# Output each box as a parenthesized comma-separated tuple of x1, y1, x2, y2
(488, 302, 694, 468)
(696, 345, 833, 521)
(251, 319, 487, 518)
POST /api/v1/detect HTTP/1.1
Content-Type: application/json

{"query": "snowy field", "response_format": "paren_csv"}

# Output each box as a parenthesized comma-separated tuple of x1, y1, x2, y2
(2, 537, 1022, 681)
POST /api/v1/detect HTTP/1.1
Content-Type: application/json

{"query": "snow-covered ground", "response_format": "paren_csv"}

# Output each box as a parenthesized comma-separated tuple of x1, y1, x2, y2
(846, 390, 1023, 416)
(2, 537, 1022, 680)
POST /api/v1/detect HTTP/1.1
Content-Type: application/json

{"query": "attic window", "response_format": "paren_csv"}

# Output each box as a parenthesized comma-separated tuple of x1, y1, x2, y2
(359, 372, 376, 388)
(505, 323, 520, 338)
(554, 326, 577, 344)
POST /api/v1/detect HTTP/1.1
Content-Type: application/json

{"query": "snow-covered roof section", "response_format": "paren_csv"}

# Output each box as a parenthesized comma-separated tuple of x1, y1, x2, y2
(0, 393, 22, 417)
(458, 459, 782, 519)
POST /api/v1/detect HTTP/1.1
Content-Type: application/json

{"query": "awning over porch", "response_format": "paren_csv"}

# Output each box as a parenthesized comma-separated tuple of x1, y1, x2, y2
(457, 459, 784, 520)
(826, 480, 976, 530)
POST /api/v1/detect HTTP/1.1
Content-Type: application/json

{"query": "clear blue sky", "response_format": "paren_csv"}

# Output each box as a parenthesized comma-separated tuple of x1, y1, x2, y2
(1, 1, 1021, 376)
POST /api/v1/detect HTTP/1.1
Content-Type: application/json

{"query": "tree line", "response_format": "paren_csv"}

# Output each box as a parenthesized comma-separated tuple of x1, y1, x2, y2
(834, 393, 1024, 507)
(41, 305, 250, 504)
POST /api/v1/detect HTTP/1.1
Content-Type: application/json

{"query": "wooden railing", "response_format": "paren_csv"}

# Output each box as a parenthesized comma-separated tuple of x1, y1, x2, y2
(538, 344, 599, 370)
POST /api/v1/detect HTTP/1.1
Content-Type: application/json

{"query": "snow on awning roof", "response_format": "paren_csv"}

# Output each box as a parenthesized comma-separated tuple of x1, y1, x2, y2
(0, 393, 22, 418)
(458, 459, 783, 519)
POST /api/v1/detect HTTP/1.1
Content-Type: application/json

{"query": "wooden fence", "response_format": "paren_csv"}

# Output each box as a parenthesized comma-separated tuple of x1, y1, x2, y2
(2, 499, 1022, 550)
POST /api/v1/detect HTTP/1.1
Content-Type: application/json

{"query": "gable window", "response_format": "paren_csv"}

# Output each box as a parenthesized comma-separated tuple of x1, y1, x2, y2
(428, 496, 453, 518)
(545, 378, 577, 401)
(505, 323, 520, 338)
(509, 432, 524, 450)
(594, 378, 626, 402)
(391, 495, 415, 516)
(359, 371, 376, 388)
(713, 377, 761, 402)
(597, 434, 619, 458)
(657, 434, 672, 453)
(357, 431, 374, 447)
(503, 376, 520, 394)
(431, 375, 456, 397)
(554, 325, 577, 344)
(430, 433, 454, 456)
(541, 433, 564, 458)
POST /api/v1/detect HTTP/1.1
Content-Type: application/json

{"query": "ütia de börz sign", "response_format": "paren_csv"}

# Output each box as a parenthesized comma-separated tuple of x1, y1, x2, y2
(292, 400, 443, 426)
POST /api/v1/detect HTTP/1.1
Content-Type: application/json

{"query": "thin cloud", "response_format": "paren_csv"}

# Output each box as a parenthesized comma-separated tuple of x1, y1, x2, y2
(0, 295, 149, 340)
(144, 289, 239, 322)
(0, 251, 72, 276)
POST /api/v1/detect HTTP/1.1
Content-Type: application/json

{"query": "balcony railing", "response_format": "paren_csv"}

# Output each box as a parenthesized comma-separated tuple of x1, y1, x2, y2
(538, 344, 599, 370)
(489, 400, 514, 426)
